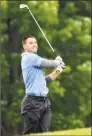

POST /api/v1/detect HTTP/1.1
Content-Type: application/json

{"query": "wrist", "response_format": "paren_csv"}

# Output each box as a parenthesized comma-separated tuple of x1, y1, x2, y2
(55, 69, 62, 75)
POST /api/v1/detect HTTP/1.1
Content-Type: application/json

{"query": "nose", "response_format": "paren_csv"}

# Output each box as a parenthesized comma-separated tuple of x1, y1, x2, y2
(33, 44, 37, 46)
(35, 43, 38, 45)
(33, 44, 37, 48)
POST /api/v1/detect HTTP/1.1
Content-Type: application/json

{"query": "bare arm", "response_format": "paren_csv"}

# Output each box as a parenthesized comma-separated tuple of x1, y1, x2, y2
(45, 71, 59, 82)
(45, 65, 64, 83)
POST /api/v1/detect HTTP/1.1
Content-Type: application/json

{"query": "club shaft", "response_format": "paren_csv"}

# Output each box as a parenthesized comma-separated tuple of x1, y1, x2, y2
(27, 7, 57, 56)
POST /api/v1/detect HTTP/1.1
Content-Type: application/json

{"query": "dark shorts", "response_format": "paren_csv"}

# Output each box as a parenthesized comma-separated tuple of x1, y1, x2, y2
(21, 96, 52, 134)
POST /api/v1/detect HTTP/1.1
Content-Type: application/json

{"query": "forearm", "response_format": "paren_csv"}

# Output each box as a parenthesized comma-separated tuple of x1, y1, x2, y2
(45, 71, 59, 82)
(40, 58, 60, 69)
(45, 76, 52, 83)
(45, 64, 64, 82)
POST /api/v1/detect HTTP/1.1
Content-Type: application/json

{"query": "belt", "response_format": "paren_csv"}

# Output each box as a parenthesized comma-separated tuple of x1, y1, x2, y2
(26, 95, 47, 100)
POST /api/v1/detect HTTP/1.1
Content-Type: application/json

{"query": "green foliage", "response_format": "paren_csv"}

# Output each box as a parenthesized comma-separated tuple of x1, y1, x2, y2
(1, 0, 91, 135)
(1, 54, 9, 78)
(51, 113, 84, 130)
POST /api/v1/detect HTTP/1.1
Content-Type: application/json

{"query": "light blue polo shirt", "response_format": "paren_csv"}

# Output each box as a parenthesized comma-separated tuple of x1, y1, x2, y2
(21, 52, 49, 97)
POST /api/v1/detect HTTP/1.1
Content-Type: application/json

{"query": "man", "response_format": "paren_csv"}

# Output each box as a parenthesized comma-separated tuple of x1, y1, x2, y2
(21, 35, 65, 134)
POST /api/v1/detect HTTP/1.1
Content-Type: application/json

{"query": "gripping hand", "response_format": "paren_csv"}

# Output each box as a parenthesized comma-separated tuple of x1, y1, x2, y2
(55, 56, 65, 66)
(55, 64, 65, 74)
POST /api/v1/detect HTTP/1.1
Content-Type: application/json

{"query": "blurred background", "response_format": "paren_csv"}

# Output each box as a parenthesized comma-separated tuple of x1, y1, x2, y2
(1, 0, 91, 136)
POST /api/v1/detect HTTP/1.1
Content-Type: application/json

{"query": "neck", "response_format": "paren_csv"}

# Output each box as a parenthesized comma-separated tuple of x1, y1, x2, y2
(24, 50, 37, 54)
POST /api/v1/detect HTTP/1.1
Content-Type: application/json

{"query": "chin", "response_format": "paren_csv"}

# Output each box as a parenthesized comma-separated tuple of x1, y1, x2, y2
(33, 50, 37, 53)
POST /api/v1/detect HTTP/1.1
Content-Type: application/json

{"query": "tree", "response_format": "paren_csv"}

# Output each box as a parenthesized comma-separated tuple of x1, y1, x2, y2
(50, 0, 91, 130)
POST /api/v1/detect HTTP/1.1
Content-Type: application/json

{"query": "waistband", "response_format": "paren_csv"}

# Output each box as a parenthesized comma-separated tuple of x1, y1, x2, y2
(26, 95, 47, 100)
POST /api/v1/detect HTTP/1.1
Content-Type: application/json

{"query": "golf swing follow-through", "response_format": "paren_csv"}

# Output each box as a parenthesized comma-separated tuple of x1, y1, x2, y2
(20, 4, 66, 134)
(19, 4, 65, 69)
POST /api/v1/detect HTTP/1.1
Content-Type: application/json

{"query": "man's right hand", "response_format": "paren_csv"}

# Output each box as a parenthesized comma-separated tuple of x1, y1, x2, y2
(55, 56, 65, 66)
(55, 64, 65, 74)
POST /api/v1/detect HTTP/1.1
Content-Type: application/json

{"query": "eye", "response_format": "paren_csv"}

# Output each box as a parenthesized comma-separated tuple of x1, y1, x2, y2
(29, 42, 33, 44)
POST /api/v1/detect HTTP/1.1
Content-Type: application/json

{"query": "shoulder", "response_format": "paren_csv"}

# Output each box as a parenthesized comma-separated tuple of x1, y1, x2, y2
(21, 52, 42, 62)
(21, 52, 37, 59)
(21, 52, 43, 67)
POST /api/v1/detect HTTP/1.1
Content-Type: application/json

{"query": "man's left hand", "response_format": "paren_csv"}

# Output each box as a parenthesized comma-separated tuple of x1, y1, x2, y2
(55, 64, 65, 74)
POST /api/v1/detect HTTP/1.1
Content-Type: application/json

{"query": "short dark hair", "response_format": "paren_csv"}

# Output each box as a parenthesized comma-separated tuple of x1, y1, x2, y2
(22, 35, 36, 45)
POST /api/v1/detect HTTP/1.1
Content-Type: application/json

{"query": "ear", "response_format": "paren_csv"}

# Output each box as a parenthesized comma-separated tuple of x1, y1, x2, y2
(23, 44, 27, 50)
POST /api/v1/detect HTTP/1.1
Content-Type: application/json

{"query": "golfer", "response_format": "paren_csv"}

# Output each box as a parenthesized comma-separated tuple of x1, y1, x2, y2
(21, 35, 65, 134)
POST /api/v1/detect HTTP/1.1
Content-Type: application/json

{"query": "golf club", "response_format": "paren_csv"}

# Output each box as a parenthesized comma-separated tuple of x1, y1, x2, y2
(19, 4, 65, 70)
(19, 4, 57, 57)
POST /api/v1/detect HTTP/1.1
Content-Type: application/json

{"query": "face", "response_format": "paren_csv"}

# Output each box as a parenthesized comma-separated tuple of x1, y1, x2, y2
(23, 37, 38, 53)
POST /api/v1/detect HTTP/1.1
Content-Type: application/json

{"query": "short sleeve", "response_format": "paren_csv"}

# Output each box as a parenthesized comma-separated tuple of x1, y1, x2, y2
(29, 53, 43, 67)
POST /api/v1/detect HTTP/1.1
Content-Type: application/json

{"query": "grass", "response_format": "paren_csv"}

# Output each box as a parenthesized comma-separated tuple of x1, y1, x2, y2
(23, 127, 91, 136)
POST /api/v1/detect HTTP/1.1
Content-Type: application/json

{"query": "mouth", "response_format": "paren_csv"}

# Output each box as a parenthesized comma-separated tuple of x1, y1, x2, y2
(33, 47, 37, 50)
(32, 48, 37, 52)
